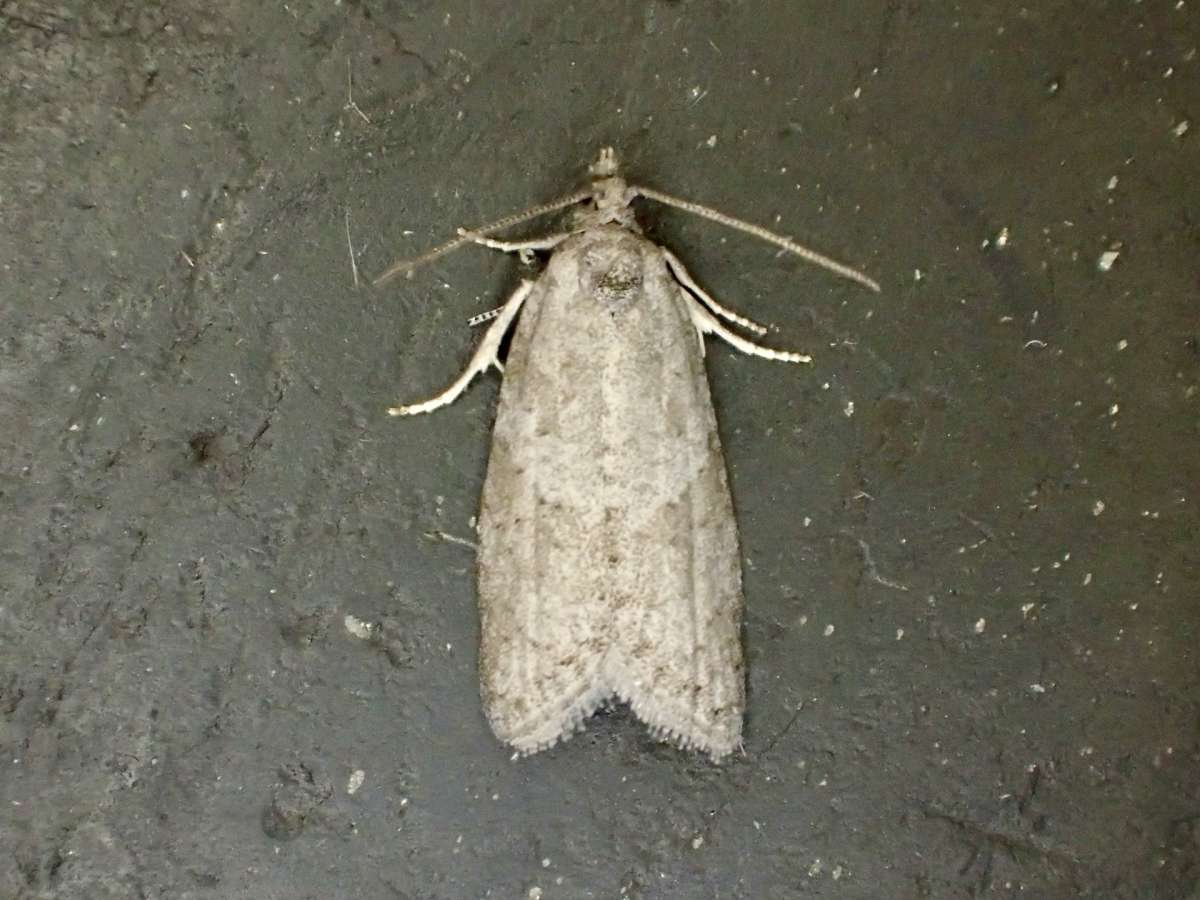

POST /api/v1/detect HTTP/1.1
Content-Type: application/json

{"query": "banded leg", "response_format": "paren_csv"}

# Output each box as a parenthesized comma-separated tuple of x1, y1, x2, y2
(677, 287, 811, 364)
(388, 280, 535, 416)
(662, 248, 768, 335)
(457, 228, 574, 263)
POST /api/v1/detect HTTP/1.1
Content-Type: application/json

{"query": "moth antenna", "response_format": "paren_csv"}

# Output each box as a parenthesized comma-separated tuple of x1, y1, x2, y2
(632, 185, 881, 293)
(373, 188, 594, 286)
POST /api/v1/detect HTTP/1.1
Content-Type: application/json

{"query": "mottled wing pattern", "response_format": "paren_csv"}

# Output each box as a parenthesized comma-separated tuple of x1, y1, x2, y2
(477, 228, 745, 759)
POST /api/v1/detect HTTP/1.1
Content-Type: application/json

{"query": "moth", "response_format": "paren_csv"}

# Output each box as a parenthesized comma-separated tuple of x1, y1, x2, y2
(376, 148, 878, 760)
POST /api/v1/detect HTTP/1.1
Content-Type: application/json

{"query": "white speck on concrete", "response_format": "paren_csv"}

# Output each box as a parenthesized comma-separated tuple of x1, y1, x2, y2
(343, 615, 375, 640)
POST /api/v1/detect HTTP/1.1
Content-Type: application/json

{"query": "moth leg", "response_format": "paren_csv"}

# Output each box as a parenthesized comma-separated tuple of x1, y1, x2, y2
(678, 287, 812, 364)
(467, 306, 502, 327)
(457, 227, 573, 263)
(388, 279, 535, 416)
(661, 248, 768, 336)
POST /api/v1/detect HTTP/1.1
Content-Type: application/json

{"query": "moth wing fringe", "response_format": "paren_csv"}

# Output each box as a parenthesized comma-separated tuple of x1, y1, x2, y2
(497, 668, 737, 761)
(605, 660, 739, 762)
(497, 676, 613, 756)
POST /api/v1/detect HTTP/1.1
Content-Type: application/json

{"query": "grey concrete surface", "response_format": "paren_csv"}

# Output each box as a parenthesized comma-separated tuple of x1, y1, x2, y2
(1, 1, 1197, 897)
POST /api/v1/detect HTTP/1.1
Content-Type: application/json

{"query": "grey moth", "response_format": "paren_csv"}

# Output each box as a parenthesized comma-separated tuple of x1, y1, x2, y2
(378, 148, 877, 760)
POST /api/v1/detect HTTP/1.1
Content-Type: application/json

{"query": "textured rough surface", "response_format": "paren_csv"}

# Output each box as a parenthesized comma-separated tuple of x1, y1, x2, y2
(477, 227, 746, 758)
(2, 2, 1198, 898)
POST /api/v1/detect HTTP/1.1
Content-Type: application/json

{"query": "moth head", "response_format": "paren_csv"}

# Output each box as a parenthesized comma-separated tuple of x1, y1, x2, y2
(574, 147, 638, 231)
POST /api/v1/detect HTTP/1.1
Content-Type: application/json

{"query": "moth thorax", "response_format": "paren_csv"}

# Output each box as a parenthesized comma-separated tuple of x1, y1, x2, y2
(592, 256, 644, 310)
(575, 175, 636, 230)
